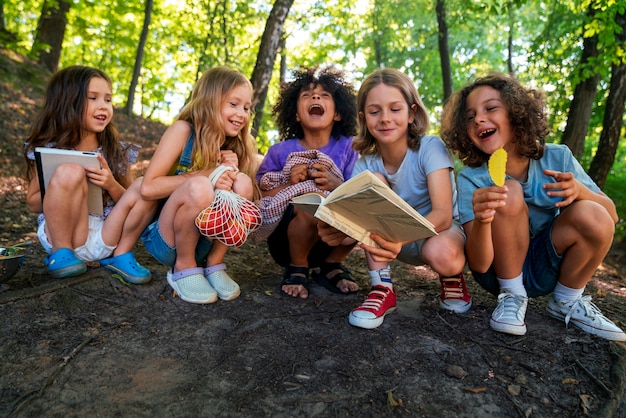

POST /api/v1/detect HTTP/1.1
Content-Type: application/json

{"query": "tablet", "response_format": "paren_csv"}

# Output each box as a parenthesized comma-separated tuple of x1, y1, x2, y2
(34, 147, 104, 215)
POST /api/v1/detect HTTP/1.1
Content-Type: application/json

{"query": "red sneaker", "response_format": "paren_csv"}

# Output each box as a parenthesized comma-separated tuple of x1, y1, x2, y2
(438, 273, 472, 313)
(349, 285, 397, 329)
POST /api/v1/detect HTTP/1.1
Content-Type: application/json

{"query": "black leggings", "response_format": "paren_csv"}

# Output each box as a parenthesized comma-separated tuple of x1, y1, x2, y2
(267, 204, 333, 268)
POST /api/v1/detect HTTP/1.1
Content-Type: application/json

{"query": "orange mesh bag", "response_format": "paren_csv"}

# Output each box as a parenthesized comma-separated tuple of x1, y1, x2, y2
(195, 166, 262, 247)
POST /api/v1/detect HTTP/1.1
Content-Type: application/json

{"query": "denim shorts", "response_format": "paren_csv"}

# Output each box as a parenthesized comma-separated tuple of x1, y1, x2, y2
(471, 219, 562, 298)
(397, 220, 466, 266)
(140, 219, 213, 268)
(38, 215, 116, 262)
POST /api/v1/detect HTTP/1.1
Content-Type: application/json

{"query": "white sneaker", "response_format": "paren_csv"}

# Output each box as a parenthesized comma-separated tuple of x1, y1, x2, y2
(547, 295, 626, 342)
(489, 291, 528, 335)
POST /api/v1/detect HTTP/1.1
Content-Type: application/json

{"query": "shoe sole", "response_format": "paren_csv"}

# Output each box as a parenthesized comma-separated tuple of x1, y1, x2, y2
(546, 306, 626, 342)
(490, 319, 527, 336)
(214, 288, 241, 301)
(166, 275, 218, 304)
(49, 263, 87, 279)
(349, 307, 396, 329)
(104, 265, 152, 285)
(439, 297, 472, 314)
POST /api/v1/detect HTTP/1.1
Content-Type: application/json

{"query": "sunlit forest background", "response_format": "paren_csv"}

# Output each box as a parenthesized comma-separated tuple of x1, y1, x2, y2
(1, 0, 625, 237)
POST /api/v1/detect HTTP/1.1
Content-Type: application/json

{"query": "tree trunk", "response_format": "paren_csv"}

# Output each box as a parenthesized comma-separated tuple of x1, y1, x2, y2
(0, 0, 5, 32)
(31, 0, 71, 73)
(250, 0, 295, 139)
(588, 11, 626, 189)
(0, 0, 16, 45)
(124, 0, 154, 117)
(561, 5, 600, 157)
(507, 0, 514, 76)
(436, 0, 453, 102)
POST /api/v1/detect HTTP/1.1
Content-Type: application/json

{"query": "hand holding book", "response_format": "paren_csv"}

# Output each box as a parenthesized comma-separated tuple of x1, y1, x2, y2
(291, 170, 437, 247)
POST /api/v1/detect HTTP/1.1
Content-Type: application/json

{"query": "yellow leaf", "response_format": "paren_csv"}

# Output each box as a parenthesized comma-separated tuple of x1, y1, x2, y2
(387, 390, 402, 407)
(488, 148, 508, 186)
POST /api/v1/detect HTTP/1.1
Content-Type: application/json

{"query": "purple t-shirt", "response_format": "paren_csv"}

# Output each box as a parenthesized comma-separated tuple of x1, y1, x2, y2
(256, 136, 358, 183)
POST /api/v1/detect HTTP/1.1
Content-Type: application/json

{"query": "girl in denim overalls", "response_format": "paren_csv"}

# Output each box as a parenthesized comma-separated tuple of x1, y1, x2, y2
(140, 66, 258, 304)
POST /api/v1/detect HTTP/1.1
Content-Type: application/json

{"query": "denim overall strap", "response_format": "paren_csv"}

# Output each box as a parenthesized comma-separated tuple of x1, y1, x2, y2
(175, 131, 195, 175)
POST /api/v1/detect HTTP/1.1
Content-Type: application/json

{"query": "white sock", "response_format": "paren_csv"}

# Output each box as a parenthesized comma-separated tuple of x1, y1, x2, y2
(497, 273, 527, 297)
(369, 266, 393, 289)
(552, 282, 584, 302)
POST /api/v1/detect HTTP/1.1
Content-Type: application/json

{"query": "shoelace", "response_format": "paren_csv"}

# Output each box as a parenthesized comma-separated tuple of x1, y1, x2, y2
(357, 287, 391, 312)
(563, 295, 605, 327)
(494, 292, 526, 320)
(440, 276, 467, 299)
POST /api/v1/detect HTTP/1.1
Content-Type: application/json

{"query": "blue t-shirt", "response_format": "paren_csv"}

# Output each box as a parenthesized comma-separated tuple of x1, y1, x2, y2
(352, 135, 458, 219)
(457, 143, 600, 237)
(256, 136, 358, 183)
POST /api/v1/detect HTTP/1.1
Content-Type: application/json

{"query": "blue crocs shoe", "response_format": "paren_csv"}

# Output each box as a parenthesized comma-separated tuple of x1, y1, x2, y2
(45, 248, 87, 279)
(100, 252, 152, 285)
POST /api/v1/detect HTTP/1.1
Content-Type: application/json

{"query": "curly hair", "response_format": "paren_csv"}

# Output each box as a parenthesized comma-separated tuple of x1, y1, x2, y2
(440, 73, 549, 168)
(177, 66, 257, 178)
(352, 68, 430, 156)
(24, 66, 124, 182)
(272, 66, 357, 141)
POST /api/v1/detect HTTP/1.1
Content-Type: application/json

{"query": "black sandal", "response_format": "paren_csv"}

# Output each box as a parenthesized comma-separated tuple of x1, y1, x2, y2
(281, 265, 309, 297)
(313, 262, 358, 294)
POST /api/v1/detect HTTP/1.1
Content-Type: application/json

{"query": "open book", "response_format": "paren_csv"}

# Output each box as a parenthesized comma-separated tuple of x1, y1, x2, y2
(34, 147, 104, 216)
(291, 170, 437, 247)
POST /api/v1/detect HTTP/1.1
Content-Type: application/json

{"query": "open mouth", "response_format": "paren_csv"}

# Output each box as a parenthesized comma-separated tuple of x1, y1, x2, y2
(95, 115, 107, 121)
(308, 104, 324, 116)
(478, 128, 495, 139)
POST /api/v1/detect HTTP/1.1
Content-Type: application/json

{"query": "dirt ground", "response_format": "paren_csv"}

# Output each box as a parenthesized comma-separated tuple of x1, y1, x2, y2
(1, 50, 626, 417)
(1, 180, 626, 418)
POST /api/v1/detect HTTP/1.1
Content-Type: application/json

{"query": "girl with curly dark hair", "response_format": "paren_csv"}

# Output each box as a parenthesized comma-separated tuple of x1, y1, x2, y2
(441, 73, 624, 341)
(255, 66, 359, 299)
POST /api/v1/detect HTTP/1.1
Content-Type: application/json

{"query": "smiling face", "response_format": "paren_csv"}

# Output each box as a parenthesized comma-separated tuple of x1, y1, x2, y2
(361, 83, 414, 150)
(83, 76, 113, 135)
(220, 83, 252, 137)
(465, 86, 514, 155)
(295, 84, 340, 132)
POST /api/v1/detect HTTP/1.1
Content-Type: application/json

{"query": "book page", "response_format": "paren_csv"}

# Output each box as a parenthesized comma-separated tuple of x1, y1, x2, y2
(316, 170, 437, 246)
(321, 187, 436, 246)
(290, 193, 324, 217)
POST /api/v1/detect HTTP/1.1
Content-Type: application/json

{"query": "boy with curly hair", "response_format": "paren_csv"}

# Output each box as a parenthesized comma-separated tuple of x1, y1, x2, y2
(255, 66, 359, 299)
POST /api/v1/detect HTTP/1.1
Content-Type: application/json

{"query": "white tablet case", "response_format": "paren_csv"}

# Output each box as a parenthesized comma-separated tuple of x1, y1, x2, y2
(34, 147, 104, 215)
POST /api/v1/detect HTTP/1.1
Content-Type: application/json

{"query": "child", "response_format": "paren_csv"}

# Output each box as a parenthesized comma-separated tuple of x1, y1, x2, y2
(320, 68, 471, 329)
(440, 73, 625, 341)
(255, 66, 360, 299)
(140, 66, 258, 304)
(23, 65, 155, 284)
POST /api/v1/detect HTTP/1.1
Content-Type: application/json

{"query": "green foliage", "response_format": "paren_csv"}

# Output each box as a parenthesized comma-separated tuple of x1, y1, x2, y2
(1, 0, 625, 233)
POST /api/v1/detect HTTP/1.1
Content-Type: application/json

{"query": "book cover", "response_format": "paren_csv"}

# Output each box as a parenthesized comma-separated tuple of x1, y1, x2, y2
(34, 147, 104, 216)
(291, 170, 437, 247)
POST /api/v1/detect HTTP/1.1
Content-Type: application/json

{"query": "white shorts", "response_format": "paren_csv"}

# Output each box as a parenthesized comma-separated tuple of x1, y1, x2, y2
(37, 215, 116, 262)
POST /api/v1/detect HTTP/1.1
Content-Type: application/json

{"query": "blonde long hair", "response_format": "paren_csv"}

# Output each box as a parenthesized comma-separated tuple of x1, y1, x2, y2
(177, 66, 257, 177)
